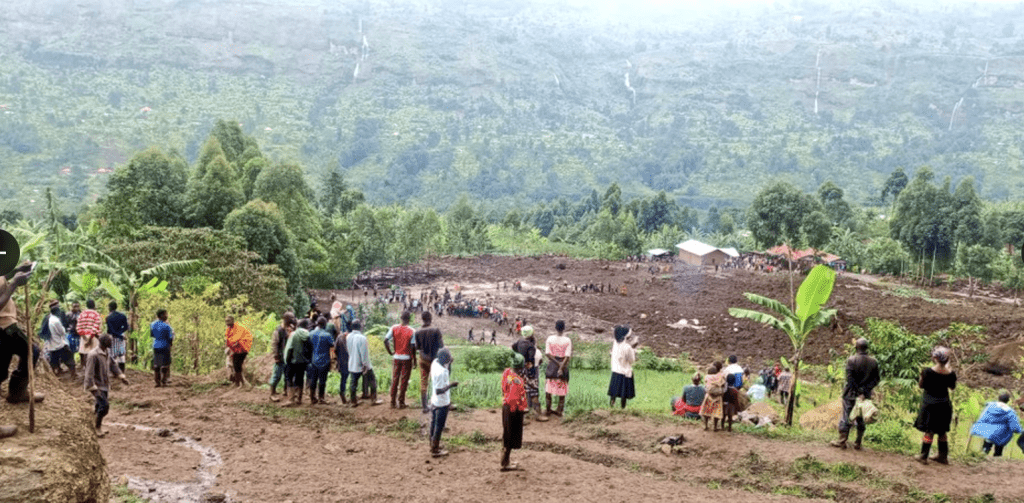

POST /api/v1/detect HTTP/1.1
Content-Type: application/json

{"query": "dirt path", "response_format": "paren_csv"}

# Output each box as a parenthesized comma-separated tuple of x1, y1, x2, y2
(101, 372, 1018, 503)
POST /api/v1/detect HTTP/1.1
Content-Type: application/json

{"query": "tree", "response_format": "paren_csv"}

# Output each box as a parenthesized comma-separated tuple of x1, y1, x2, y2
(950, 177, 983, 246)
(703, 206, 722, 234)
(252, 162, 321, 238)
(319, 169, 364, 216)
(954, 243, 998, 297)
(210, 119, 259, 169)
(864, 237, 910, 275)
(889, 168, 954, 263)
(103, 147, 188, 229)
(637, 191, 676, 234)
(818, 181, 856, 230)
(186, 154, 245, 229)
(223, 200, 299, 291)
(445, 197, 491, 255)
(746, 181, 822, 247)
(881, 168, 909, 205)
(615, 211, 642, 255)
(241, 157, 268, 201)
(729, 265, 837, 425)
(601, 183, 622, 217)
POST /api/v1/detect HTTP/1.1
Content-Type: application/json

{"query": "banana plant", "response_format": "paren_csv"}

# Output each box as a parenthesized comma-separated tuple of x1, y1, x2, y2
(729, 264, 838, 426)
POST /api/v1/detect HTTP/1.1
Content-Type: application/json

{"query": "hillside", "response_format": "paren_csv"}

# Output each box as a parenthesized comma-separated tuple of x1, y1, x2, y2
(2, 0, 1024, 214)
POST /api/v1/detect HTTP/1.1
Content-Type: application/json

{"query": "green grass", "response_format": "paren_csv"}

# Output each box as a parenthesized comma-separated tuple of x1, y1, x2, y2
(111, 484, 147, 503)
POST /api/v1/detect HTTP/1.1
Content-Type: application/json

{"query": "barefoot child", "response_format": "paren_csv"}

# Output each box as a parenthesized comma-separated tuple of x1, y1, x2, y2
(429, 348, 458, 457)
(85, 334, 130, 437)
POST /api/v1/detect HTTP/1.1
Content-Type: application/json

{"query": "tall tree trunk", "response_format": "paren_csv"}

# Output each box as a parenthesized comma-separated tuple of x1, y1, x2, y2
(785, 351, 802, 427)
(24, 284, 36, 433)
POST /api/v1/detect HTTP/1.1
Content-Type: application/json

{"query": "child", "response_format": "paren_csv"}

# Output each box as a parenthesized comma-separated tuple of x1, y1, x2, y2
(84, 334, 130, 437)
(429, 348, 458, 457)
(501, 353, 528, 471)
(970, 391, 1022, 457)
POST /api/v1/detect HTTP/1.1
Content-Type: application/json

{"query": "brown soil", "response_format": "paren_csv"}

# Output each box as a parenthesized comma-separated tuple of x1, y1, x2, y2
(321, 256, 1024, 389)
(98, 372, 1020, 503)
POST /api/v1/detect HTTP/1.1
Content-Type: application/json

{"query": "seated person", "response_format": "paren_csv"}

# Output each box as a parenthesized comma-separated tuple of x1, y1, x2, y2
(746, 377, 767, 402)
(970, 391, 1022, 457)
(673, 372, 706, 419)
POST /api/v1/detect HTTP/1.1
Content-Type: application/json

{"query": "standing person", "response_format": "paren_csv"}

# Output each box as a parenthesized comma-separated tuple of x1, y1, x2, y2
(269, 312, 296, 402)
(43, 300, 75, 376)
(500, 352, 528, 471)
(830, 337, 880, 450)
(0, 263, 44, 408)
(282, 319, 311, 407)
(701, 363, 726, 431)
(77, 299, 103, 366)
(429, 348, 458, 457)
(543, 320, 572, 417)
(331, 314, 350, 404)
(511, 325, 545, 420)
(970, 392, 1023, 457)
(607, 325, 638, 409)
(106, 301, 129, 373)
(150, 309, 174, 387)
(347, 319, 383, 407)
(914, 346, 957, 465)
(721, 355, 744, 432)
(84, 334, 130, 437)
(224, 316, 253, 388)
(414, 311, 444, 413)
(384, 311, 416, 409)
(65, 301, 82, 366)
(306, 316, 333, 404)
(777, 367, 794, 405)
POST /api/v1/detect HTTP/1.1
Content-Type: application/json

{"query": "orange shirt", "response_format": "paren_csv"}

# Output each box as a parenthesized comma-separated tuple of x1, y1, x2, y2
(225, 323, 253, 353)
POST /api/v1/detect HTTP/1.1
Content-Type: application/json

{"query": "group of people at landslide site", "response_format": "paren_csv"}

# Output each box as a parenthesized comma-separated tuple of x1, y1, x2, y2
(3, 263, 1024, 469)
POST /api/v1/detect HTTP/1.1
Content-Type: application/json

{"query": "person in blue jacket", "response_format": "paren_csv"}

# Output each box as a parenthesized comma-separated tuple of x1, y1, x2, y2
(970, 391, 1023, 457)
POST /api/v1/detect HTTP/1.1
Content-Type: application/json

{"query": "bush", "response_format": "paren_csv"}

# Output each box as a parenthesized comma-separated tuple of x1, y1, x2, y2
(863, 418, 913, 452)
(571, 342, 611, 371)
(459, 345, 515, 373)
(634, 348, 681, 372)
(849, 318, 931, 382)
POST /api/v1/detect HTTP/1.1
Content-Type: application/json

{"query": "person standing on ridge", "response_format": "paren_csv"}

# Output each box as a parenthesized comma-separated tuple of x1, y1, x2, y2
(831, 338, 880, 450)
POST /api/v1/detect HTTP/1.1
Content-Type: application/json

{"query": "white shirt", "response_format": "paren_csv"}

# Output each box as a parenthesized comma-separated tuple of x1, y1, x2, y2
(610, 340, 636, 378)
(430, 359, 451, 407)
(44, 314, 68, 352)
(723, 363, 744, 386)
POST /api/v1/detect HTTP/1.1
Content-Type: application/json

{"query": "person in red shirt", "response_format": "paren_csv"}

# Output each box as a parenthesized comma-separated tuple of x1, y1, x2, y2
(501, 352, 528, 471)
(384, 311, 417, 408)
(76, 299, 104, 362)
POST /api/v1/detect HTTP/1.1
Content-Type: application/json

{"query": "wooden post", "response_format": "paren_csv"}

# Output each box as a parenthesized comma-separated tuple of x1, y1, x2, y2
(24, 283, 35, 433)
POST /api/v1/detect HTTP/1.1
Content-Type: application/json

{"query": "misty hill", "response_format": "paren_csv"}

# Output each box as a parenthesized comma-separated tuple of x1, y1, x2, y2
(2, 0, 1024, 214)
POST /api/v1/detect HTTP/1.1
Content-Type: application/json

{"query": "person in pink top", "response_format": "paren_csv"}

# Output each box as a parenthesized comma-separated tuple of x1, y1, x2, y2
(543, 320, 572, 417)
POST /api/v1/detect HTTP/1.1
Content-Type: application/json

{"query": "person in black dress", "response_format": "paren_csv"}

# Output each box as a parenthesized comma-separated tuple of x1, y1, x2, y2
(914, 346, 957, 465)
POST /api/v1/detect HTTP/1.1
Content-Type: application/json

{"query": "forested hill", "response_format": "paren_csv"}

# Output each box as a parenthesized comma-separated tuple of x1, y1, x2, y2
(2, 0, 1024, 214)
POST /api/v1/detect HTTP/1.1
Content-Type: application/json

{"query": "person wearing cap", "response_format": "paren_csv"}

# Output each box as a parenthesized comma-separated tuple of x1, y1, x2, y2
(500, 352, 528, 470)
(607, 325, 638, 409)
(429, 347, 458, 457)
(830, 337, 880, 450)
(914, 346, 957, 465)
(43, 299, 75, 376)
(970, 391, 1022, 457)
(225, 315, 253, 388)
(511, 325, 545, 420)
(384, 311, 416, 409)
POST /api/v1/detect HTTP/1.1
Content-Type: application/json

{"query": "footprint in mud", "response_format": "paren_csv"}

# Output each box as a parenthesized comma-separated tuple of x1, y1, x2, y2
(107, 422, 225, 503)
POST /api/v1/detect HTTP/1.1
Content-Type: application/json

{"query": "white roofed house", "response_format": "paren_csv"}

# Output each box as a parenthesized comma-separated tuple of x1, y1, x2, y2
(676, 239, 738, 268)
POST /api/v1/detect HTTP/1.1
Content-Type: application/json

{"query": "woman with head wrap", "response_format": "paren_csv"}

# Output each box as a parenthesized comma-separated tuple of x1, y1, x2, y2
(701, 362, 726, 431)
(501, 352, 528, 470)
(429, 348, 458, 457)
(607, 325, 638, 409)
(914, 346, 957, 465)
(543, 320, 573, 417)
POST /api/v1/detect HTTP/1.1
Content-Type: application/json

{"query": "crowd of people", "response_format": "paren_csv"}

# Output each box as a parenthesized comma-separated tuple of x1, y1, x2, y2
(3, 264, 1024, 470)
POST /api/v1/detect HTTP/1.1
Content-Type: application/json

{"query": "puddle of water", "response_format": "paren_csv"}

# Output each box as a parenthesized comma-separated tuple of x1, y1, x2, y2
(107, 422, 225, 503)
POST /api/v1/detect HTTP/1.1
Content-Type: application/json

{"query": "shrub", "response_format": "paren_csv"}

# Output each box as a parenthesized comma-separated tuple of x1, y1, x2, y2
(849, 318, 931, 382)
(459, 345, 515, 373)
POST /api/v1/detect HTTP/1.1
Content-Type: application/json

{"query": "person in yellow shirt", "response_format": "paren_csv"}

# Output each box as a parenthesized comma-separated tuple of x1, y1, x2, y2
(225, 316, 253, 387)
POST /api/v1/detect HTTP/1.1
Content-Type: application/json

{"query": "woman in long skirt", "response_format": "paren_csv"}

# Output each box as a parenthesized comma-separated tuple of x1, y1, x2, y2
(914, 346, 957, 465)
(700, 362, 725, 431)
(607, 325, 638, 408)
(543, 320, 572, 417)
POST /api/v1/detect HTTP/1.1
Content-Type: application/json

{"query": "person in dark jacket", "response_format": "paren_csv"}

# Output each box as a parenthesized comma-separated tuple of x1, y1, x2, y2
(830, 337, 880, 450)
(269, 312, 296, 402)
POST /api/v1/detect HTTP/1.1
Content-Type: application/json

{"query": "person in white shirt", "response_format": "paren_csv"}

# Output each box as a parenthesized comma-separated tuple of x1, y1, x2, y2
(607, 325, 638, 409)
(43, 300, 75, 376)
(429, 348, 458, 457)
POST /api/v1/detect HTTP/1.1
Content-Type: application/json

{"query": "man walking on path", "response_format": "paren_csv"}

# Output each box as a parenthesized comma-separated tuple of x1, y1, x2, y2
(831, 337, 880, 450)
(384, 311, 416, 409)
(347, 319, 383, 407)
(106, 301, 130, 373)
(224, 316, 253, 387)
(77, 299, 103, 365)
(84, 334, 129, 437)
(414, 311, 444, 413)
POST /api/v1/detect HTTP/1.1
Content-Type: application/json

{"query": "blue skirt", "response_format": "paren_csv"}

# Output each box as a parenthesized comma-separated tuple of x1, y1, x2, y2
(607, 372, 635, 399)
